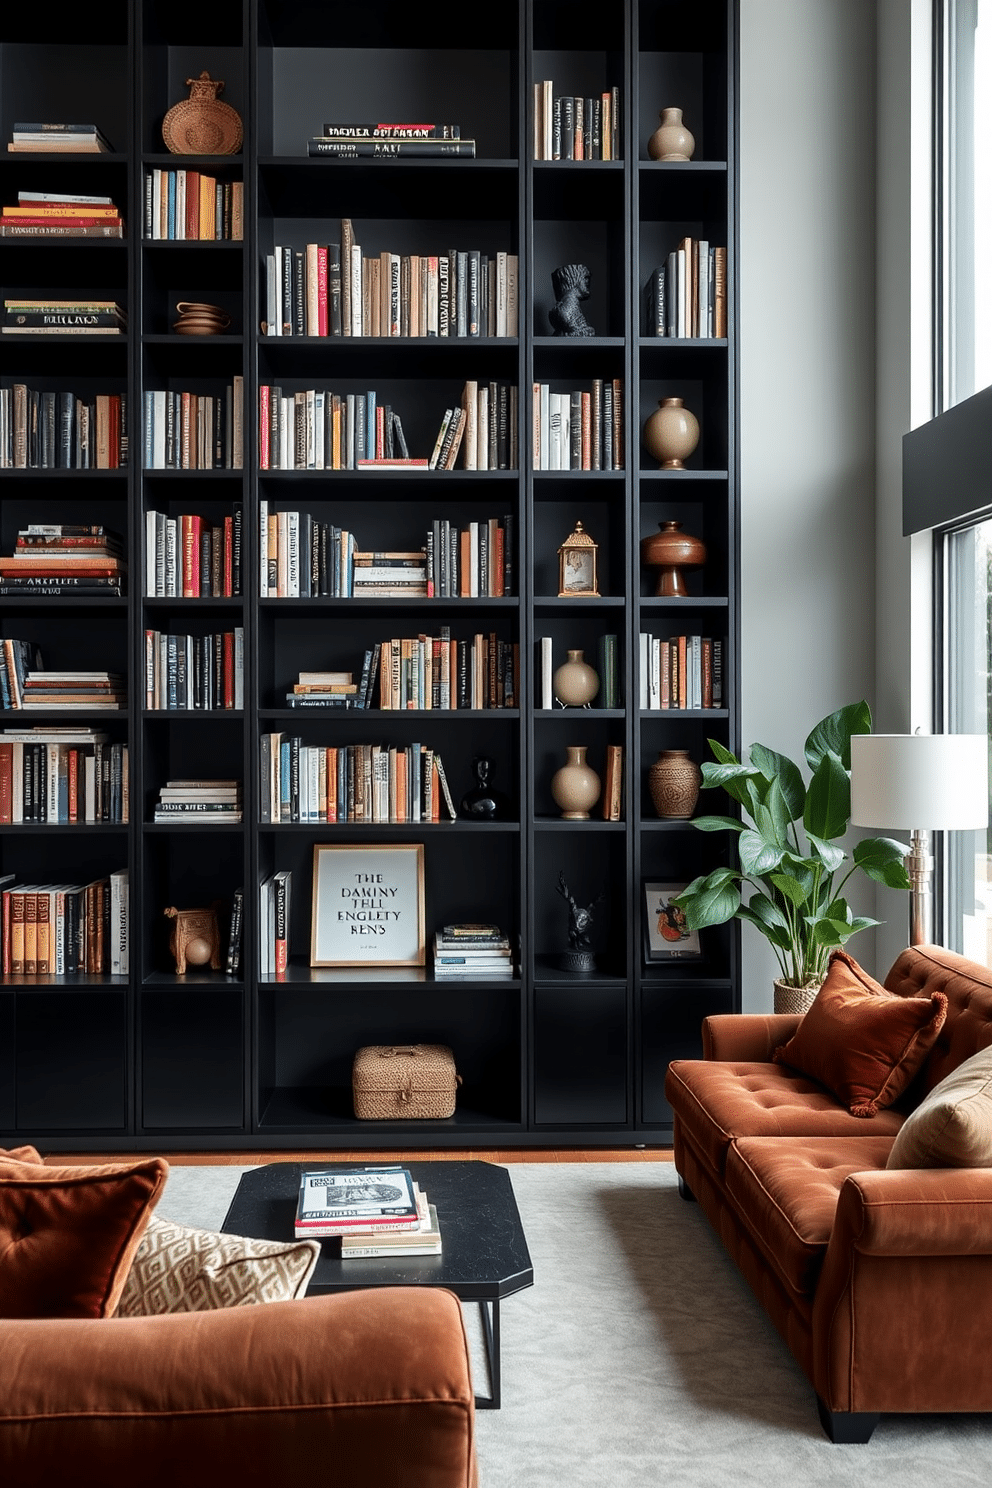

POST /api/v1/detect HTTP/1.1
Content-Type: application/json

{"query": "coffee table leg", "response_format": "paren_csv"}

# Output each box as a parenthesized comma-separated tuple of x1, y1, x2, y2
(476, 1299, 501, 1410)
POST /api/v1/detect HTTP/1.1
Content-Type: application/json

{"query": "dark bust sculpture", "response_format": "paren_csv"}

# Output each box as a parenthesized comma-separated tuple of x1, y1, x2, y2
(549, 263, 596, 337)
(460, 755, 509, 820)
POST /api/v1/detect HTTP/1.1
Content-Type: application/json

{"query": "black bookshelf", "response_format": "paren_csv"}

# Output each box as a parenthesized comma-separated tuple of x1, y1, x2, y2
(0, 0, 739, 1149)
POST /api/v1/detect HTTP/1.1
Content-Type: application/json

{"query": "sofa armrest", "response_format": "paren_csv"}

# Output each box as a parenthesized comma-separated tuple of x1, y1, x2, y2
(702, 1013, 802, 1062)
(833, 1166, 992, 1257)
(0, 1288, 476, 1488)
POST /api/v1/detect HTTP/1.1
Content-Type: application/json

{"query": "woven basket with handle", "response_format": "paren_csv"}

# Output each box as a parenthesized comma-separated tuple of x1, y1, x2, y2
(352, 1044, 461, 1120)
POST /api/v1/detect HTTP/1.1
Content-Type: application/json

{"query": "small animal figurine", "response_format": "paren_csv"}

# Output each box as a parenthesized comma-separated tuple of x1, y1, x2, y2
(549, 263, 596, 337)
(555, 872, 606, 971)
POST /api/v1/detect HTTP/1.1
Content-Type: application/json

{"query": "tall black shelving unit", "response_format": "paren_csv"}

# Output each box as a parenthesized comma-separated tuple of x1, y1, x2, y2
(0, 0, 739, 1150)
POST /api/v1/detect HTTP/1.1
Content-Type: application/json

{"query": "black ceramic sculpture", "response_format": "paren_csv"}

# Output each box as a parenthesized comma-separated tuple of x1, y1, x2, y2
(549, 263, 596, 337)
(554, 872, 605, 973)
(460, 755, 509, 820)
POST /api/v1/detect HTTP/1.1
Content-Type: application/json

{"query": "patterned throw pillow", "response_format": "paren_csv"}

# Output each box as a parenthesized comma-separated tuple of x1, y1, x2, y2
(116, 1212, 320, 1316)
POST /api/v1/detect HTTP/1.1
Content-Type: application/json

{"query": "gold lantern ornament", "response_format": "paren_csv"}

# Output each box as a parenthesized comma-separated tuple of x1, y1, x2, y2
(557, 521, 600, 597)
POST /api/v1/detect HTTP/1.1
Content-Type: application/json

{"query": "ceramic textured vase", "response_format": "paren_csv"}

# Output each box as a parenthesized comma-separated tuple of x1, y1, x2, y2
(643, 397, 700, 469)
(640, 520, 707, 596)
(551, 746, 601, 819)
(553, 650, 600, 707)
(648, 750, 702, 819)
(162, 72, 243, 155)
(647, 107, 695, 162)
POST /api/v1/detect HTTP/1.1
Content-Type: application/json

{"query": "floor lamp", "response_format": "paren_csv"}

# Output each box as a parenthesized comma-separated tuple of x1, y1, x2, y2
(850, 733, 988, 946)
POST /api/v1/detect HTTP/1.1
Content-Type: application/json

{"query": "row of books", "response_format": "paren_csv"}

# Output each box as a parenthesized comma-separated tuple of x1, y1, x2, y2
(0, 640, 39, 709)
(7, 122, 113, 154)
(426, 515, 514, 597)
(259, 869, 291, 977)
(153, 779, 242, 824)
(373, 632, 517, 711)
(0, 732, 128, 824)
(259, 384, 411, 471)
(648, 241, 729, 339)
(4, 298, 126, 336)
(430, 381, 518, 471)
(141, 383, 244, 470)
(294, 1165, 442, 1258)
(532, 380, 624, 471)
(539, 635, 620, 710)
(143, 629, 245, 712)
(0, 871, 128, 977)
(259, 738, 458, 826)
(638, 634, 725, 711)
(433, 923, 513, 980)
(144, 508, 244, 597)
(144, 171, 243, 241)
(263, 236, 518, 339)
(0, 388, 127, 471)
(0, 524, 125, 592)
(533, 84, 620, 161)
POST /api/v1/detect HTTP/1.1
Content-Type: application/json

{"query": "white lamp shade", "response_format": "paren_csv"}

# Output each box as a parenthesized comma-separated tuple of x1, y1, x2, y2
(850, 733, 988, 831)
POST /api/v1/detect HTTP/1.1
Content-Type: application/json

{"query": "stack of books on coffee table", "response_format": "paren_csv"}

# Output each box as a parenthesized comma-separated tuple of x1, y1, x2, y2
(294, 1165, 442, 1258)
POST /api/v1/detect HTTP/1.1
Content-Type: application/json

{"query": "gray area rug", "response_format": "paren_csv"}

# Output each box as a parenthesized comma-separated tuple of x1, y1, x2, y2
(162, 1162, 991, 1486)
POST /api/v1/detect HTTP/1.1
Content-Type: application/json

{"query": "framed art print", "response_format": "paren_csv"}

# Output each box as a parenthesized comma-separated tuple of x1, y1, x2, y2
(643, 881, 702, 962)
(311, 843, 426, 967)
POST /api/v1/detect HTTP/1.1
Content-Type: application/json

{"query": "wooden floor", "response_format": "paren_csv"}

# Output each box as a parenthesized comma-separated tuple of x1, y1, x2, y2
(38, 1147, 675, 1166)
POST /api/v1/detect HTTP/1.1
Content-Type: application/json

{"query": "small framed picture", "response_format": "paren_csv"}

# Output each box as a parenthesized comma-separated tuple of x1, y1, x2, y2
(311, 843, 426, 967)
(643, 881, 702, 962)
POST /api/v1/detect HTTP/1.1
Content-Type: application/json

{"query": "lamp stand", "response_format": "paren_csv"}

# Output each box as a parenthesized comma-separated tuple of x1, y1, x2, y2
(907, 828, 933, 946)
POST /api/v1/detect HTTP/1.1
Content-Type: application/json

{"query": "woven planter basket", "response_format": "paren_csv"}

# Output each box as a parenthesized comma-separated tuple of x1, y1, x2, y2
(773, 979, 821, 1016)
(352, 1043, 461, 1120)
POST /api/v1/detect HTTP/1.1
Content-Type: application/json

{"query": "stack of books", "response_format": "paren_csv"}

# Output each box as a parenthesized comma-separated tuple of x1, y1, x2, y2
(433, 923, 514, 980)
(7, 122, 113, 154)
(143, 170, 243, 241)
(533, 85, 620, 161)
(19, 671, 126, 711)
(352, 551, 427, 598)
(152, 779, 242, 823)
(0, 526, 126, 598)
(259, 737, 457, 826)
(425, 515, 514, 598)
(3, 298, 126, 335)
(0, 871, 128, 975)
(648, 241, 728, 339)
(294, 1165, 442, 1259)
(0, 189, 123, 238)
(285, 670, 357, 709)
(307, 122, 473, 159)
(639, 634, 724, 711)
(532, 380, 624, 471)
(0, 729, 128, 824)
(258, 384, 412, 470)
(142, 382, 244, 470)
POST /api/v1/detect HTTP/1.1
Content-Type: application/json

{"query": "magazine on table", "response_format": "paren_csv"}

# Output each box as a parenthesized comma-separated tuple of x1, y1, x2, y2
(295, 1165, 419, 1234)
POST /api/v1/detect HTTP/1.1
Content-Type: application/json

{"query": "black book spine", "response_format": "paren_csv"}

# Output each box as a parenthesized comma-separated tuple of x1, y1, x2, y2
(653, 266, 666, 336)
(294, 249, 305, 335)
(329, 242, 342, 335)
(562, 95, 575, 159)
(282, 245, 293, 336)
(290, 736, 300, 822)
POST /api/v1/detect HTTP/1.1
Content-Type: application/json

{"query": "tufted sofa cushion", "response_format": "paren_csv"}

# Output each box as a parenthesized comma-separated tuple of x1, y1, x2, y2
(884, 944, 992, 1097)
(665, 1059, 905, 1180)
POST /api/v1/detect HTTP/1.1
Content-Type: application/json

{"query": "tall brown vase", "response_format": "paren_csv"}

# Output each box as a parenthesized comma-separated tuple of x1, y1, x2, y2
(640, 520, 706, 596)
(648, 750, 701, 819)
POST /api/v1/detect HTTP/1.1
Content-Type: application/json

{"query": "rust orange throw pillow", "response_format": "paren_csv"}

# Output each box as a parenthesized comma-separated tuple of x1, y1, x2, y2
(0, 1148, 168, 1318)
(774, 950, 947, 1117)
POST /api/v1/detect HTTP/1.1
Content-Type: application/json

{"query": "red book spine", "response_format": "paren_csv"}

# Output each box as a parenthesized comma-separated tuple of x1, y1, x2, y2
(375, 405, 385, 459)
(1, 890, 11, 974)
(493, 524, 505, 598)
(223, 631, 235, 709)
(223, 515, 233, 596)
(317, 246, 328, 336)
(108, 394, 121, 469)
(259, 385, 270, 469)
(0, 744, 12, 824)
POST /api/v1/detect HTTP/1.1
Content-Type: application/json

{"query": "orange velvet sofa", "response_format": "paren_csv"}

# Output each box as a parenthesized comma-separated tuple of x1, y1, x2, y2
(0, 1287, 477, 1488)
(665, 944, 992, 1443)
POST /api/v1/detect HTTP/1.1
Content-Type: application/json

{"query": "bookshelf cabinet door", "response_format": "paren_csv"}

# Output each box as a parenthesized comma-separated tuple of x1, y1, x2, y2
(639, 983, 734, 1127)
(0, 996, 14, 1132)
(141, 989, 245, 1129)
(16, 993, 127, 1132)
(533, 985, 628, 1126)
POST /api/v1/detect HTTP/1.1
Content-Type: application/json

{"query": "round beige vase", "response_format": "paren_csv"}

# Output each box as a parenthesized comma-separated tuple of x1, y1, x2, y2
(643, 397, 700, 469)
(647, 107, 695, 162)
(553, 650, 600, 707)
(648, 749, 701, 818)
(773, 979, 821, 1016)
(550, 746, 601, 819)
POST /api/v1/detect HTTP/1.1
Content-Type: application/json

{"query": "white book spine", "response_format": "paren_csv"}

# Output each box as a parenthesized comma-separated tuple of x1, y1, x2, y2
(259, 497, 268, 596)
(145, 509, 156, 596)
(540, 383, 550, 470)
(272, 247, 282, 335)
(698, 240, 709, 338)
(639, 633, 649, 710)
(541, 636, 553, 710)
(165, 518, 178, 596)
(287, 511, 300, 597)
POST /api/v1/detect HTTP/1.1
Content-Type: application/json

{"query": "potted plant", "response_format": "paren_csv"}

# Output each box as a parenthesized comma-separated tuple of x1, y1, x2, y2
(673, 702, 911, 1013)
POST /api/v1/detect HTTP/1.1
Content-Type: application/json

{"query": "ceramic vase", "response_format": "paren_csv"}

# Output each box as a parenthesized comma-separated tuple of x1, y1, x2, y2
(162, 72, 243, 155)
(643, 397, 700, 469)
(647, 107, 695, 162)
(640, 520, 707, 596)
(648, 750, 702, 819)
(551, 746, 601, 819)
(553, 650, 600, 707)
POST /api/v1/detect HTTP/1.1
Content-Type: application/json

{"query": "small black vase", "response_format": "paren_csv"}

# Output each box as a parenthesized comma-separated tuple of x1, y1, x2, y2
(460, 756, 509, 820)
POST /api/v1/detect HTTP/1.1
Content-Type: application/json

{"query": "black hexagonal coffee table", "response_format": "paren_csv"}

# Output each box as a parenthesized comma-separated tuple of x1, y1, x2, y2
(222, 1160, 533, 1409)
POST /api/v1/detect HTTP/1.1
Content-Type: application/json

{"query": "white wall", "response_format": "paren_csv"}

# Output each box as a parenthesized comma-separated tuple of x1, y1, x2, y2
(738, 0, 879, 1007)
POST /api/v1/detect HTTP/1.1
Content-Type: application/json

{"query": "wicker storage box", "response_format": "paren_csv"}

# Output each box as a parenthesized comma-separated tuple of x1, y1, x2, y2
(352, 1044, 461, 1120)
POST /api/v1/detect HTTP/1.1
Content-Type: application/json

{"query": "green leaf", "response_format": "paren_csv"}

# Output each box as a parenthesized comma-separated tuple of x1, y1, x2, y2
(803, 750, 851, 841)
(853, 836, 911, 889)
(778, 853, 819, 899)
(847, 916, 881, 935)
(753, 777, 791, 846)
(811, 918, 852, 947)
(747, 892, 791, 932)
(738, 829, 785, 876)
(700, 760, 763, 810)
(748, 743, 806, 820)
(768, 872, 811, 908)
(824, 896, 853, 925)
(806, 832, 847, 872)
(707, 739, 741, 767)
(691, 814, 746, 834)
(673, 869, 742, 929)
(738, 905, 792, 949)
(804, 700, 872, 773)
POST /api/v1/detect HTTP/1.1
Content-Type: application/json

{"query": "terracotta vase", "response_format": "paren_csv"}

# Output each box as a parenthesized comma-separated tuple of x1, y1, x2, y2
(647, 107, 695, 162)
(162, 72, 243, 155)
(643, 397, 699, 469)
(551, 746, 601, 819)
(773, 979, 822, 1016)
(553, 650, 600, 707)
(640, 520, 706, 596)
(648, 750, 702, 819)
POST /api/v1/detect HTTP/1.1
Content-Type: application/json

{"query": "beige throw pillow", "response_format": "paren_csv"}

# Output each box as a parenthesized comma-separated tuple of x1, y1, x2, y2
(116, 1213, 320, 1316)
(886, 1044, 992, 1169)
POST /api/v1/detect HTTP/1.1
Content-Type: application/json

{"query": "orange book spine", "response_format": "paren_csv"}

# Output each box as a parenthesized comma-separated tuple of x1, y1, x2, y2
(10, 893, 25, 975)
(223, 515, 233, 596)
(326, 747, 337, 822)
(186, 171, 200, 237)
(36, 892, 51, 975)
(1, 889, 11, 974)
(459, 529, 471, 597)
(68, 749, 78, 821)
(22, 892, 37, 975)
